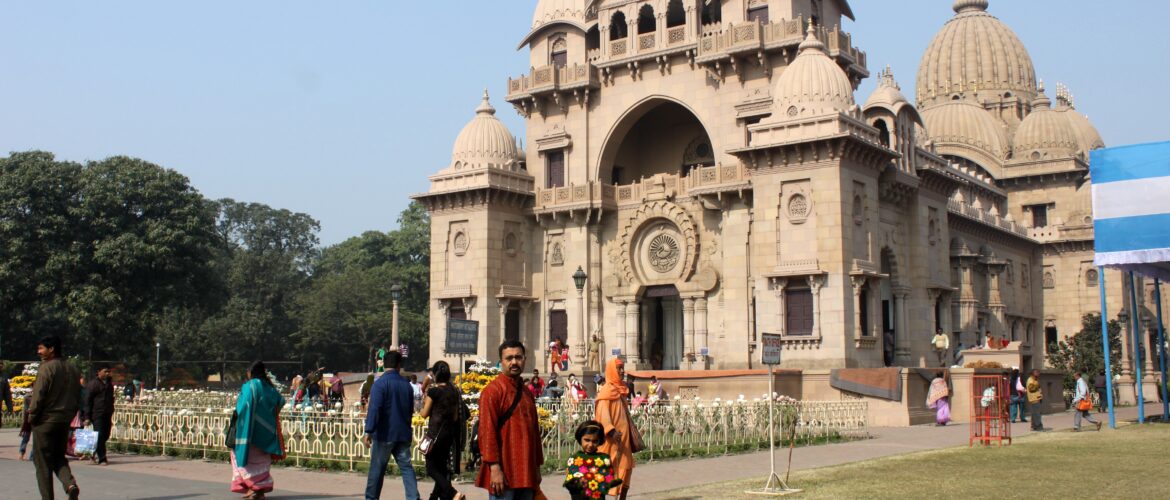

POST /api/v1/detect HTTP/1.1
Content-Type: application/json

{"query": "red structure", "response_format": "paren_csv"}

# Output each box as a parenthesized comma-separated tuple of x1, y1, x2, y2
(970, 374, 1011, 446)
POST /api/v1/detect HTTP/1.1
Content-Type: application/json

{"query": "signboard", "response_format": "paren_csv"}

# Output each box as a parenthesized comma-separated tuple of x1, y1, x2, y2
(761, 333, 783, 365)
(611, 348, 622, 357)
(699, 346, 709, 357)
(445, 319, 479, 355)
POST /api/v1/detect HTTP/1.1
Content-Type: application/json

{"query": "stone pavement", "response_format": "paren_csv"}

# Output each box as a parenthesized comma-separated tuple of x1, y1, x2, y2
(1, 403, 1162, 499)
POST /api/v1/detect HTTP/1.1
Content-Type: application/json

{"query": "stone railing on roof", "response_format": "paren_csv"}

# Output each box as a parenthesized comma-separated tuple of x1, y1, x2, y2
(686, 163, 752, 195)
(947, 199, 1029, 238)
(696, 18, 866, 71)
(506, 62, 600, 101)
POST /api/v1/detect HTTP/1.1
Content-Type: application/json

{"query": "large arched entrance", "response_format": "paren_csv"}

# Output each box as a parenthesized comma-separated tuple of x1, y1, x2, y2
(598, 98, 714, 186)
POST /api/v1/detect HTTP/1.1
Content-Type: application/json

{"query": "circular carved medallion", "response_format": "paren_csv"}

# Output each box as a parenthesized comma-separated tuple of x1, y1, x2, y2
(453, 232, 469, 256)
(787, 194, 809, 221)
(647, 234, 680, 273)
(787, 105, 799, 117)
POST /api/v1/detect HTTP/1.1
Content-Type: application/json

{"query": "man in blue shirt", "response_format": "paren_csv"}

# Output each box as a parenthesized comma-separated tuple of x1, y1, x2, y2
(363, 350, 419, 500)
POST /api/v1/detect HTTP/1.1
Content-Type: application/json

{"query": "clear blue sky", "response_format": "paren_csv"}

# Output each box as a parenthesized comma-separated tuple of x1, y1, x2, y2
(3, 1, 1166, 246)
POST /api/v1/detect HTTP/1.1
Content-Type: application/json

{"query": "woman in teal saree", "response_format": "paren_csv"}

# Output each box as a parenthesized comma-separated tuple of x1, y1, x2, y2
(230, 361, 286, 500)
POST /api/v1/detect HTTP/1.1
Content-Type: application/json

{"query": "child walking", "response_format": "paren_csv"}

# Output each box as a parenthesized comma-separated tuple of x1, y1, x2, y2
(18, 396, 31, 460)
(563, 420, 622, 500)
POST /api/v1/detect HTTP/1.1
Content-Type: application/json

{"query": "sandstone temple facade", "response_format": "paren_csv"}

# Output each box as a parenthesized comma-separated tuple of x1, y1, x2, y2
(414, 0, 1159, 403)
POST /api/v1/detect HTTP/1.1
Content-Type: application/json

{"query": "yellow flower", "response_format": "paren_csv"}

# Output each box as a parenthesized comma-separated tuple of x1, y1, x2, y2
(574, 457, 584, 466)
(588, 480, 599, 490)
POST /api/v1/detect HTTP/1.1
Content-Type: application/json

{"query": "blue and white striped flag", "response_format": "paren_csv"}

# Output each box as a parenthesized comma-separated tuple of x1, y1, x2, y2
(1091, 140, 1170, 280)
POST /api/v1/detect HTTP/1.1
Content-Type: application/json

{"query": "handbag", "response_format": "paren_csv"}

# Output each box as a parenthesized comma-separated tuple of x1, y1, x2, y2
(419, 424, 442, 455)
(74, 426, 98, 455)
(1076, 396, 1093, 411)
(224, 410, 238, 449)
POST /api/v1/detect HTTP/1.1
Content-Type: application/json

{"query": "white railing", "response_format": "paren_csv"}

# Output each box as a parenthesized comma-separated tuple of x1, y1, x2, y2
(109, 399, 868, 470)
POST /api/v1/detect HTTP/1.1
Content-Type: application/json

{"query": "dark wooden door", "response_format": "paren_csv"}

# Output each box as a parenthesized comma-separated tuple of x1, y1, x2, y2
(549, 310, 568, 344)
(547, 151, 565, 188)
(785, 289, 813, 335)
(505, 308, 521, 342)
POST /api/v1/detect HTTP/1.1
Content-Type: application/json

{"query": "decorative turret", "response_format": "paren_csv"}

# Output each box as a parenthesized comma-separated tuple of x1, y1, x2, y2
(1011, 83, 1080, 161)
(449, 90, 523, 172)
(769, 22, 857, 121)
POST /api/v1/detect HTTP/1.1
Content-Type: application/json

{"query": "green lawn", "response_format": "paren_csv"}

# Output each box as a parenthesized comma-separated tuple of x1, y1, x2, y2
(648, 424, 1170, 499)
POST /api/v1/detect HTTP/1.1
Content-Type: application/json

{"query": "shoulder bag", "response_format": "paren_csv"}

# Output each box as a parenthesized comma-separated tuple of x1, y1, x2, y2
(224, 410, 238, 449)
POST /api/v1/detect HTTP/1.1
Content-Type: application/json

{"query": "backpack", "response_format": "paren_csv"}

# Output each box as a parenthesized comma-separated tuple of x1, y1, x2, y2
(593, 373, 605, 386)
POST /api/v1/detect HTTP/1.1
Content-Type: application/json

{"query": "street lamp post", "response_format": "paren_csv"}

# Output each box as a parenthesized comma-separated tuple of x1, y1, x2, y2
(391, 283, 403, 351)
(573, 266, 588, 362)
(155, 342, 161, 389)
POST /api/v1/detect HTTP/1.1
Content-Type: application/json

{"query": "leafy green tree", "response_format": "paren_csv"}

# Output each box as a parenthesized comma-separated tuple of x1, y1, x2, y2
(294, 202, 430, 371)
(0, 152, 222, 365)
(1047, 313, 1122, 391)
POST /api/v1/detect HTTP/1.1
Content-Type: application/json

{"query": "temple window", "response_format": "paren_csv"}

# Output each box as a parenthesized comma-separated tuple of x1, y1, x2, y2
(546, 150, 565, 188)
(637, 5, 656, 34)
(666, 0, 685, 28)
(610, 12, 628, 40)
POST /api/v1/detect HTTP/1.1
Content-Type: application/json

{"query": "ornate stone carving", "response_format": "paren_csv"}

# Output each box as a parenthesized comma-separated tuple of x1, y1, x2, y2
(453, 231, 469, 256)
(648, 233, 680, 272)
(505, 232, 518, 256)
(787, 194, 810, 223)
(616, 200, 699, 286)
(550, 242, 564, 266)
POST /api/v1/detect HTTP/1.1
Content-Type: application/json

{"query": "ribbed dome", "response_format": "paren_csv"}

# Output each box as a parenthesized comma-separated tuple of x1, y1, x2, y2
(532, 0, 589, 30)
(917, 0, 1036, 108)
(922, 100, 1007, 161)
(864, 67, 914, 114)
(1012, 89, 1079, 160)
(450, 90, 520, 170)
(772, 26, 856, 120)
(1052, 92, 1105, 153)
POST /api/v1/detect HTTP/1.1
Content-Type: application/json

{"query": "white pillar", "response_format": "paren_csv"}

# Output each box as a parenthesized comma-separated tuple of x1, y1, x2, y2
(682, 297, 696, 360)
(808, 276, 824, 337)
(626, 301, 641, 362)
(695, 297, 709, 358)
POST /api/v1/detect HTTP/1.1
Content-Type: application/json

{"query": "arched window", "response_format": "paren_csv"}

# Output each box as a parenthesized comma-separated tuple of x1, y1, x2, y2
(701, 1, 721, 25)
(610, 12, 628, 40)
(666, 0, 685, 28)
(586, 25, 601, 52)
(638, 5, 656, 34)
(549, 35, 568, 68)
(874, 120, 890, 147)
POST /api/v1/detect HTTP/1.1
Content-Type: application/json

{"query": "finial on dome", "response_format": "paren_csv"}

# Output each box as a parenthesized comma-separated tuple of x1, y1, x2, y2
(798, 19, 826, 53)
(475, 88, 496, 115)
(1031, 83, 1052, 110)
(877, 66, 899, 90)
(953, 0, 989, 14)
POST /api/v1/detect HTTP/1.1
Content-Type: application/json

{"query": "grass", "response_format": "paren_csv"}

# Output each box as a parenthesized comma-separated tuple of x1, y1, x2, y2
(648, 423, 1170, 499)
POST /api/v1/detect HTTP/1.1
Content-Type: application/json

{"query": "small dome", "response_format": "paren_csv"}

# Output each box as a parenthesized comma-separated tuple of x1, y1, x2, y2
(772, 25, 856, 119)
(922, 100, 1007, 161)
(1012, 88, 1080, 160)
(450, 90, 520, 170)
(863, 66, 922, 125)
(532, 0, 589, 30)
(917, 0, 1036, 109)
(1052, 88, 1105, 153)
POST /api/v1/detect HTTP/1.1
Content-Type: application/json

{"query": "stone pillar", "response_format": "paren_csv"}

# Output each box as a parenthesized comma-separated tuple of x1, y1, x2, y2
(616, 299, 627, 360)
(626, 301, 641, 364)
(773, 278, 788, 335)
(894, 287, 911, 364)
(1116, 309, 1136, 405)
(851, 276, 866, 340)
(497, 298, 511, 343)
(808, 276, 824, 337)
(682, 297, 696, 365)
(695, 297, 709, 361)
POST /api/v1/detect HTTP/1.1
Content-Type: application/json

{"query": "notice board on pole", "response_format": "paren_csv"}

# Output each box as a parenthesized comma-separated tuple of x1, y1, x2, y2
(761, 332, 782, 365)
(445, 319, 479, 355)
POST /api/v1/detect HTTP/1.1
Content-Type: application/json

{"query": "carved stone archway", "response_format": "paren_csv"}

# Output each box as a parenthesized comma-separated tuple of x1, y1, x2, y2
(615, 200, 699, 288)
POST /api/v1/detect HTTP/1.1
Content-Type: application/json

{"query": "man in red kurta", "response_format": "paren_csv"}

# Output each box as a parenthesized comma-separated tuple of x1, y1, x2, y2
(477, 340, 544, 499)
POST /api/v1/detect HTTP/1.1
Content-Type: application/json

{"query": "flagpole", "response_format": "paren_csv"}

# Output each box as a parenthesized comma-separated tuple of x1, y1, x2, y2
(1099, 267, 1116, 428)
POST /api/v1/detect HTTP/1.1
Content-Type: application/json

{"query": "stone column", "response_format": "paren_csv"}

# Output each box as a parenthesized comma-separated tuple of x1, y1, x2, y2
(1116, 310, 1136, 405)
(773, 278, 788, 335)
(682, 297, 696, 366)
(626, 301, 641, 364)
(851, 276, 866, 340)
(616, 299, 627, 360)
(497, 298, 511, 343)
(695, 297, 709, 358)
(894, 287, 911, 364)
(808, 276, 824, 337)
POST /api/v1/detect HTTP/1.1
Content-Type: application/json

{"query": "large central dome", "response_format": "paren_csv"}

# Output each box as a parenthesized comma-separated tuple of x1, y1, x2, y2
(917, 0, 1036, 109)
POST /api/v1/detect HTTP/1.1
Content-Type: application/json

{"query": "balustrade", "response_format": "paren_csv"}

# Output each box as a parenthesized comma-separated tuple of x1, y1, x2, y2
(109, 399, 868, 469)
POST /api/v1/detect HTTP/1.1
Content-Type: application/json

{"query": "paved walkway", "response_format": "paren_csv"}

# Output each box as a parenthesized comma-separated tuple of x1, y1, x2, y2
(1, 404, 1162, 499)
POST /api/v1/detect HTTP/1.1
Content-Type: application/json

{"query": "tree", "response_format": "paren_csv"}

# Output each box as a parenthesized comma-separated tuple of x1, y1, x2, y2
(294, 202, 430, 371)
(0, 152, 222, 365)
(1047, 313, 1122, 391)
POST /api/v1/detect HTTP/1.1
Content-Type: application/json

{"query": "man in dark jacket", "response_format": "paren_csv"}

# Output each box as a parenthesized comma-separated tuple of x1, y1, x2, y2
(28, 335, 82, 500)
(83, 365, 115, 465)
(362, 350, 418, 500)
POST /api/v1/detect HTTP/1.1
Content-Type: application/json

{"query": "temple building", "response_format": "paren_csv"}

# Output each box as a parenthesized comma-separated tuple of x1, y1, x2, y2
(414, 0, 1158, 404)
